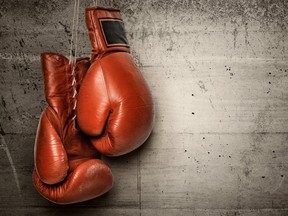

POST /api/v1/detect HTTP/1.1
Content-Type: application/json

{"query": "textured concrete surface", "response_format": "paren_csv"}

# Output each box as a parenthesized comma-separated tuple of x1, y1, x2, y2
(0, 0, 288, 215)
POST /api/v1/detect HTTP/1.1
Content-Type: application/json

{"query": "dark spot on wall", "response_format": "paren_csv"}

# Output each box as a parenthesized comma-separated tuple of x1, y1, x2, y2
(58, 21, 71, 36)
(203, 137, 205, 140)
(33, 83, 38, 91)
(8, 116, 11, 120)
(166, 46, 173, 51)
(281, 175, 284, 177)
(272, 150, 277, 159)
(1, 96, 6, 108)
(0, 123, 5, 135)
(198, 80, 208, 92)
(244, 167, 251, 177)
(124, 8, 134, 16)
(11, 93, 16, 103)
(191, 112, 195, 115)
(184, 150, 187, 152)
(191, 94, 194, 96)
(232, 28, 238, 49)
(129, 32, 134, 39)
(19, 38, 25, 47)
(262, 176, 265, 178)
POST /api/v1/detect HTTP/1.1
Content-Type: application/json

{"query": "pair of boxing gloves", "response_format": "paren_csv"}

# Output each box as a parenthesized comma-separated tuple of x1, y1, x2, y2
(33, 7, 154, 204)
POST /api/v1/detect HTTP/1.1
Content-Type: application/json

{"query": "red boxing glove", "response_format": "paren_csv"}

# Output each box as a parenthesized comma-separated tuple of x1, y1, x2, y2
(77, 7, 155, 157)
(33, 53, 113, 204)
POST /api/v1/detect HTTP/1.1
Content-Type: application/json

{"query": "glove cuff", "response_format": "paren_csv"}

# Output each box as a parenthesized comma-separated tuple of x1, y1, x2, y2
(85, 6, 130, 60)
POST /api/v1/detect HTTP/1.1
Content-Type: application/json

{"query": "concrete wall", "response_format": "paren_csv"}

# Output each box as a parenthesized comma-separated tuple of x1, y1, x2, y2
(1, 0, 288, 215)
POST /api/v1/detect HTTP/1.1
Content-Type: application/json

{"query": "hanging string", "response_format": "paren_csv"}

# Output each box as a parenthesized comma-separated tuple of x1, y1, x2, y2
(69, 0, 81, 120)
(73, 0, 80, 65)
(69, 0, 78, 63)
(69, 0, 99, 64)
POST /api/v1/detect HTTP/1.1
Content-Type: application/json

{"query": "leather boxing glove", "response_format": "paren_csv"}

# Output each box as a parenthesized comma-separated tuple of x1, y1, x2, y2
(33, 53, 113, 204)
(77, 7, 155, 157)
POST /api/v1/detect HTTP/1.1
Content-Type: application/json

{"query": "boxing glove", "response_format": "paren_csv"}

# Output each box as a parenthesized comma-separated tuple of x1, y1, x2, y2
(77, 7, 155, 157)
(33, 53, 113, 204)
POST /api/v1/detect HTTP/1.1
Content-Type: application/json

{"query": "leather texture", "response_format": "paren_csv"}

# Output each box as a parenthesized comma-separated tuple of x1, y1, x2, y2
(77, 7, 155, 157)
(33, 53, 113, 204)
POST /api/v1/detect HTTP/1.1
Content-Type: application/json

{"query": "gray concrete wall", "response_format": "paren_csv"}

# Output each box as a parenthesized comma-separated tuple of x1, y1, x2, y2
(1, 0, 288, 215)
